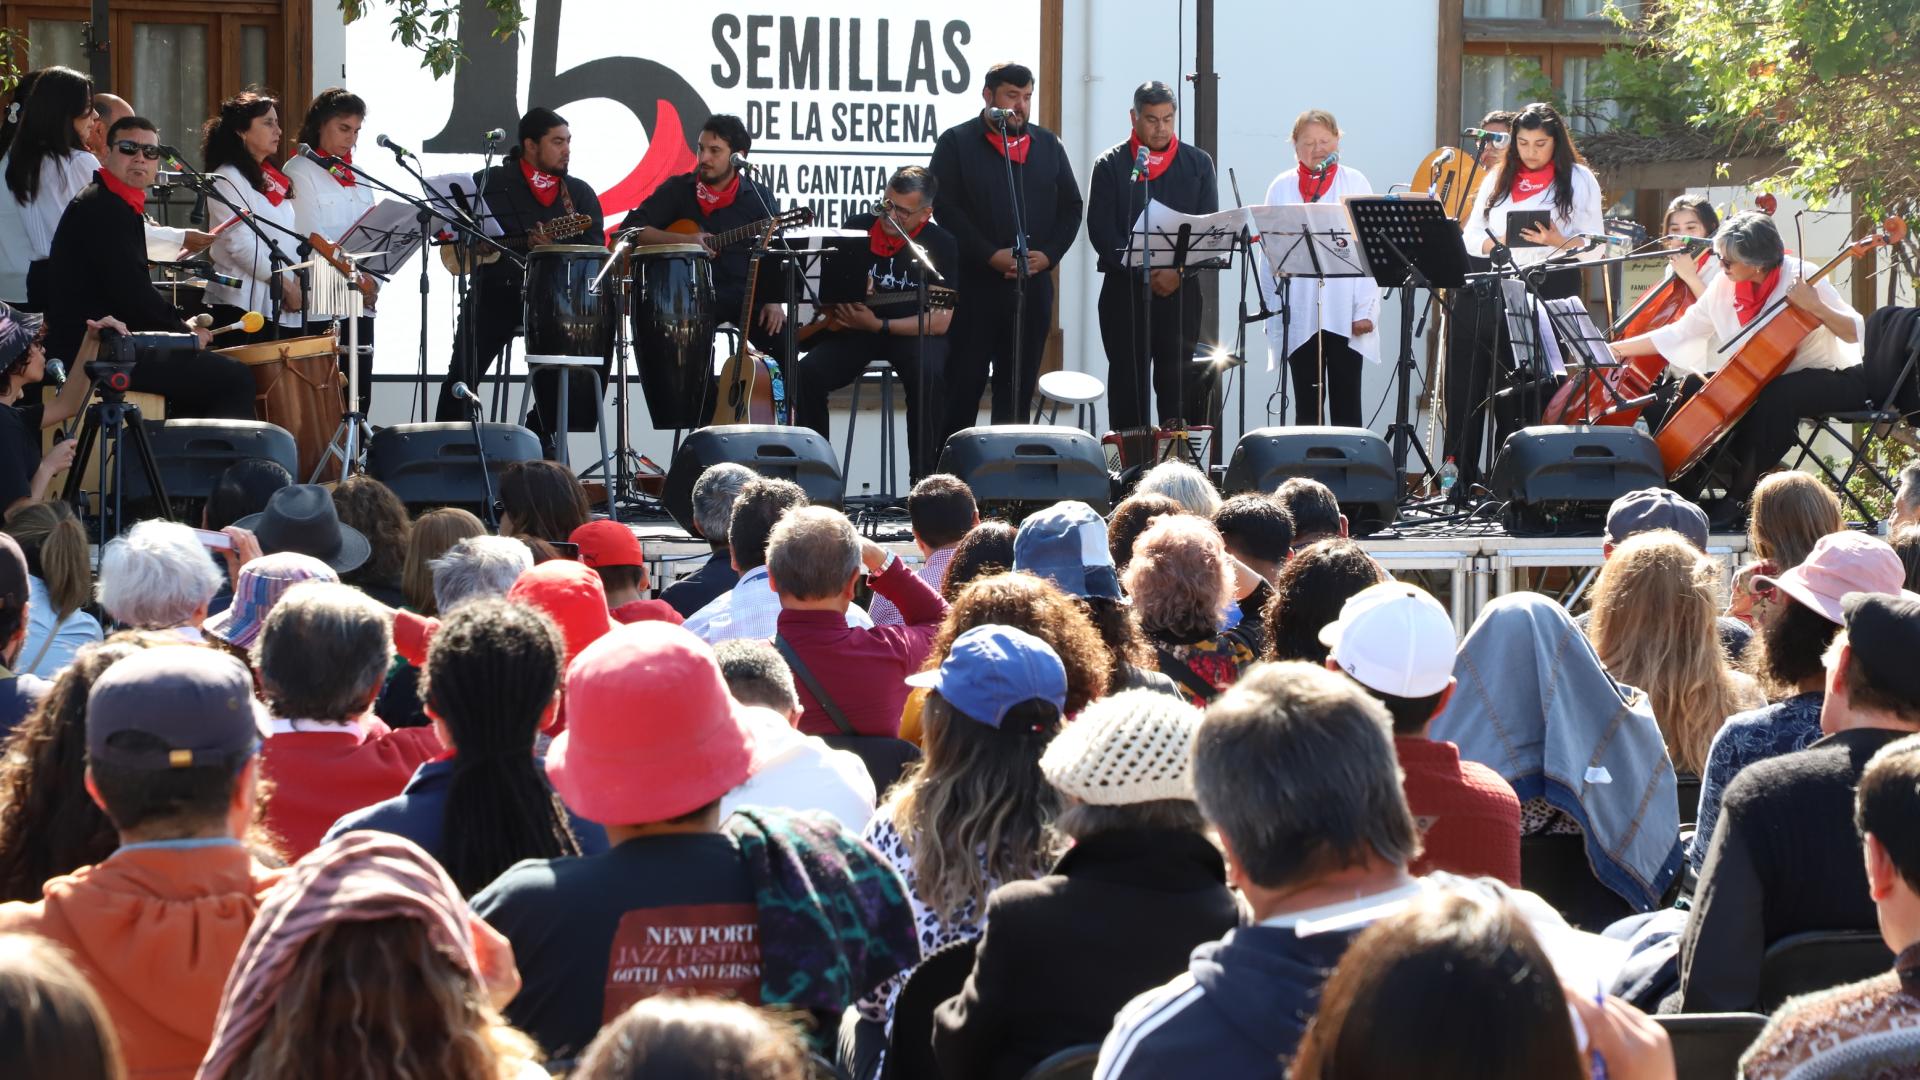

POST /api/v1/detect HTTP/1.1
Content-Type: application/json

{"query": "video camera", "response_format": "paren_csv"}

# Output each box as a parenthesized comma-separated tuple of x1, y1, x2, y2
(85, 328, 197, 394)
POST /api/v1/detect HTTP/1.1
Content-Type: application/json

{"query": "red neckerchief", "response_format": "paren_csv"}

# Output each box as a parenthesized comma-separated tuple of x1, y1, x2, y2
(694, 171, 739, 215)
(1734, 265, 1783, 326)
(258, 160, 291, 206)
(1511, 162, 1555, 203)
(97, 168, 145, 215)
(868, 215, 926, 258)
(1128, 133, 1178, 181)
(983, 123, 1031, 164)
(521, 158, 560, 208)
(326, 149, 356, 188)
(1296, 161, 1338, 202)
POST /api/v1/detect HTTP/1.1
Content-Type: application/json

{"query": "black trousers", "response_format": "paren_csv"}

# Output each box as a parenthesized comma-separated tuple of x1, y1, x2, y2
(306, 316, 375, 415)
(1098, 272, 1210, 430)
(795, 331, 950, 480)
(944, 274, 1054, 437)
(1285, 332, 1364, 427)
(436, 276, 522, 424)
(126, 346, 256, 421)
(1441, 265, 1582, 487)
(1668, 365, 1872, 502)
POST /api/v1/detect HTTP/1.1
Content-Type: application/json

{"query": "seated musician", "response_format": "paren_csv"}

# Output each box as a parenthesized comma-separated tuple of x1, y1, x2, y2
(619, 114, 787, 349)
(436, 107, 605, 439)
(792, 166, 956, 479)
(1610, 210, 1867, 510)
(41, 116, 253, 420)
(0, 307, 129, 512)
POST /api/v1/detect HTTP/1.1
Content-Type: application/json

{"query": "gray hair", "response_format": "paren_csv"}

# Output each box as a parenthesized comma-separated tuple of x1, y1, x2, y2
(1714, 210, 1786, 272)
(1133, 80, 1176, 109)
(1194, 661, 1419, 889)
(1135, 460, 1221, 516)
(96, 520, 225, 629)
(889, 165, 938, 204)
(254, 582, 392, 720)
(1056, 797, 1205, 841)
(712, 638, 800, 716)
(691, 463, 756, 546)
(765, 506, 861, 601)
(430, 535, 534, 613)
(1897, 464, 1920, 514)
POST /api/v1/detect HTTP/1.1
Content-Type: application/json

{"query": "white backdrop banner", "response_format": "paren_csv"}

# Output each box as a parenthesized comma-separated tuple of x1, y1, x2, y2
(343, 1, 1039, 380)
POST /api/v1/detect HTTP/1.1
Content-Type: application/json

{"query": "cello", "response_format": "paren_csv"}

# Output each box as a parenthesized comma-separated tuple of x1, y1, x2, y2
(1653, 216, 1906, 479)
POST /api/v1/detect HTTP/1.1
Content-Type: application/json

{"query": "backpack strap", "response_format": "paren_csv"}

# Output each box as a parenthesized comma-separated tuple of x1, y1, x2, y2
(1154, 646, 1221, 704)
(773, 633, 858, 736)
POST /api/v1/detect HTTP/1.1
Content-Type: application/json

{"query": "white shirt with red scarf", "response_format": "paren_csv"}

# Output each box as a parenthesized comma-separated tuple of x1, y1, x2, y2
(1461, 162, 1605, 268)
(1257, 162, 1383, 367)
(1648, 255, 1862, 377)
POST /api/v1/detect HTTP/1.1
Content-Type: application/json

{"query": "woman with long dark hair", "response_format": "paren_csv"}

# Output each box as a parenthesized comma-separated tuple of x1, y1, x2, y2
(202, 89, 303, 341)
(0, 67, 97, 305)
(497, 459, 590, 545)
(1461, 102, 1603, 302)
(325, 598, 604, 895)
(287, 87, 377, 411)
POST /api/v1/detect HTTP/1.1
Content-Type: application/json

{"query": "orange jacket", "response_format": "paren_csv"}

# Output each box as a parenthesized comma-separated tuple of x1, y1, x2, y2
(0, 843, 285, 1079)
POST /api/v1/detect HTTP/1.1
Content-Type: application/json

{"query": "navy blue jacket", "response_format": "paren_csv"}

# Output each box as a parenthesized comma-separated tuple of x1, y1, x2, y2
(660, 550, 740, 620)
(325, 757, 609, 862)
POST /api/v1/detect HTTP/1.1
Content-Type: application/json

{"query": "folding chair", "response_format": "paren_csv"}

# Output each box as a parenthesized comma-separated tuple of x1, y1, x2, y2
(1789, 308, 1920, 521)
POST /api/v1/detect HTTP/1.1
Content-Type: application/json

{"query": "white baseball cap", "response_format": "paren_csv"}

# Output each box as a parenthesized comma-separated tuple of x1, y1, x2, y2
(1318, 581, 1457, 698)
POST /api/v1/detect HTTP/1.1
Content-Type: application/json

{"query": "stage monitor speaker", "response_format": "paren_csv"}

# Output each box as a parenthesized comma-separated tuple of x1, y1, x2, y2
(1223, 426, 1396, 536)
(1490, 425, 1665, 535)
(663, 425, 845, 534)
(116, 420, 300, 520)
(366, 422, 544, 512)
(936, 425, 1111, 517)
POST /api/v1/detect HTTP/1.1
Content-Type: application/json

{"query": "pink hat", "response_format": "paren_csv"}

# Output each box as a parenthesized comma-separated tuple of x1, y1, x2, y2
(508, 559, 612, 666)
(1755, 531, 1904, 625)
(545, 622, 765, 826)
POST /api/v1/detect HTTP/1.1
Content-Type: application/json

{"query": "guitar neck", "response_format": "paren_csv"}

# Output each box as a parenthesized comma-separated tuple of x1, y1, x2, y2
(713, 215, 785, 250)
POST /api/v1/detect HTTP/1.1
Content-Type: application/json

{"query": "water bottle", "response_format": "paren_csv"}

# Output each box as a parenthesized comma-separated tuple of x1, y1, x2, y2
(1438, 456, 1459, 496)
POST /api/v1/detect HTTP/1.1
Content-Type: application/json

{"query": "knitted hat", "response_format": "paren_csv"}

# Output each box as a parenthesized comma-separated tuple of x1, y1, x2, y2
(1039, 689, 1203, 805)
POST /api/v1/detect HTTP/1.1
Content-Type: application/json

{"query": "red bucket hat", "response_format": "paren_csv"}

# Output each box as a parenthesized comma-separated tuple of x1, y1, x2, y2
(545, 622, 766, 826)
(508, 559, 612, 666)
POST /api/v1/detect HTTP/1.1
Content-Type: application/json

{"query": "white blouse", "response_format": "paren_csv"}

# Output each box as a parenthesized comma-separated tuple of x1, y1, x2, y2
(1257, 164, 1383, 366)
(205, 164, 304, 328)
(1461, 162, 1605, 268)
(285, 154, 374, 246)
(1629, 253, 1722, 375)
(0, 149, 99, 301)
(1647, 254, 1863, 377)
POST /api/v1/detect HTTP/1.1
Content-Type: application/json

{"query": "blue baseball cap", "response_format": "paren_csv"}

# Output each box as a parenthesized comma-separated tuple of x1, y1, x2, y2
(906, 624, 1068, 730)
(1012, 501, 1121, 600)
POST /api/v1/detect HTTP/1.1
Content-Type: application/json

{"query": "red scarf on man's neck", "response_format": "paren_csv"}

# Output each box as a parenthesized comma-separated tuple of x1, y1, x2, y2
(258, 160, 290, 206)
(326, 150, 356, 188)
(695, 171, 739, 215)
(868, 215, 926, 258)
(97, 168, 145, 215)
(521, 158, 560, 207)
(1296, 161, 1338, 202)
(1511, 162, 1555, 203)
(1128, 133, 1178, 182)
(984, 124, 1031, 164)
(1734, 265, 1783, 326)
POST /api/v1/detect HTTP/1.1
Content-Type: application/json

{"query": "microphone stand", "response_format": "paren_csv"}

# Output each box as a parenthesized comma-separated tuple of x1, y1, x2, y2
(589, 229, 640, 521)
(455, 385, 499, 530)
(166, 152, 304, 339)
(876, 204, 946, 481)
(1134, 154, 1156, 430)
(995, 111, 1031, 426)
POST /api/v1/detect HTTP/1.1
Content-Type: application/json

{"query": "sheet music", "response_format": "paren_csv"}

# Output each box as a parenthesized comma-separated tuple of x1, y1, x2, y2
(335, 198, 427, 279)
(1500, 280, 1563, 376)
(421, 172, 501, 237)
(1542, 297, 1613, 371)
(1245, 203, 1370, 279)
(773, 227, 865, 323)
(1121, 200, 1242, 268)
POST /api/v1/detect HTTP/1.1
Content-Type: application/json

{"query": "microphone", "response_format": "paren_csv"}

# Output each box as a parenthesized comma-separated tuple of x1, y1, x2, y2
(1463, 127, 1510, 144)
(43, 359, 65, 388)
(984, 106, 1017, 125)
(1578, 232, 1628, 246)
(376, 134, 412, 159)
(483, 128, 506, 143)
(1313, 151, 1340, 179)
(1656, 234, 1712, 253)
(296, 142, 340, 170)
(1130, 145, 1152, 183)
(729, 151, 753, 173)
(450, 381, 478, 403)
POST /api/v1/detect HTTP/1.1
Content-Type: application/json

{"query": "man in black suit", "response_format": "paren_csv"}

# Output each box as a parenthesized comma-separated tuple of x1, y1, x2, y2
(437, 107, 605, 438)
(1087, 81, 1220, 432)
(43, 116, 253, 419)
(929, 62, 1083, 437)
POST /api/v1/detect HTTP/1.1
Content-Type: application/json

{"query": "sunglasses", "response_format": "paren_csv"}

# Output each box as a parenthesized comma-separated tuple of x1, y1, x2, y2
(113, 140, 164, 160)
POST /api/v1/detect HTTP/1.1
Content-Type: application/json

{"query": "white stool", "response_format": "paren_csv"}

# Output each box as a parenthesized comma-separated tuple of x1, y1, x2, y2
(1038, 369, 1105, 435)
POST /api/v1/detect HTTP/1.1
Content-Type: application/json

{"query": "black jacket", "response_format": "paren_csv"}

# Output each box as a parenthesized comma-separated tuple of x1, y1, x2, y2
(1086, 139, 1219, 276)
(618, 171, 783, 307)
(1676, 727, 1907, 1012)
(44, 176, 193, 361)
(927, 115, 1082, 285)
(660, 550, 740, 619)
(469, 158, 604, 293)
(931, 828, 1241, 1079)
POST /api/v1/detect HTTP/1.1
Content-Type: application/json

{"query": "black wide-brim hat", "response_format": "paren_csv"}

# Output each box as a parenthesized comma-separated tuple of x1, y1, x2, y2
(234, 484, 372, 574)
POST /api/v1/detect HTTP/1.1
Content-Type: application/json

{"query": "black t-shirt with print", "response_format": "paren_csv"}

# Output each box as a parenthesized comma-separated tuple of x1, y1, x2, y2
(839, 213, 959, 322)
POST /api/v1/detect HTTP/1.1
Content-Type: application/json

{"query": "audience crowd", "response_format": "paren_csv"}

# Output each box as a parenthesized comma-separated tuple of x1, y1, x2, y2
(4, 451, 1920, 1080)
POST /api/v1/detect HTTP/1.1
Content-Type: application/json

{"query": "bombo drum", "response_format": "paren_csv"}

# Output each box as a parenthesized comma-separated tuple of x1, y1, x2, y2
(629, 243, 716, 429)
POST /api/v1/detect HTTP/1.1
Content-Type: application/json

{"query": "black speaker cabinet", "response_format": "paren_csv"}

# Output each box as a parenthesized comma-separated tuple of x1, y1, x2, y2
(1490, 425, 1665, 535)
(936, 425, 1111, 516)
(115, 419, 300, 519)
(366, 422, 544, 512)
(663, 425, 845, 534)
(1223, 426, 1396, 536)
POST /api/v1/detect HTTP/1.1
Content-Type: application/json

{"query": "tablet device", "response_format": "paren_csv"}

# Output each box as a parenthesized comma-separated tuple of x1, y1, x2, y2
(1505, 209, 1553, 248)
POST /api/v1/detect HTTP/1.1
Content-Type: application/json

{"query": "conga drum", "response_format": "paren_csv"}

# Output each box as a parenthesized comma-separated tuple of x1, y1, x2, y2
(629, 243, 716, 429)
(523, 245, 614, 432)
(217, 333, 345, 482)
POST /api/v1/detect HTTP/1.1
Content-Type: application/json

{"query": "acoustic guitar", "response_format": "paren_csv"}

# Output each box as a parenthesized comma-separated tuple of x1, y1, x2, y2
(709, 206, 818, 425)
(664, 206, 812, 252)
(795, 285, 957, 347)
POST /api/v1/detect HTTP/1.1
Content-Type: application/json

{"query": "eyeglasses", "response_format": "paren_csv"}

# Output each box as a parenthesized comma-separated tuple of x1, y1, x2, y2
(113, 141, 164, 161)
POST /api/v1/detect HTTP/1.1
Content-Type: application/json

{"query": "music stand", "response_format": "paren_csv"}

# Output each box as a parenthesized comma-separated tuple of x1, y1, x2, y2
(1539, 295, 1647, 424)
(1120, 200, 1239, 434)
(336, 199, 425, 280)
(1341, 195, 1468, 497)
(1248, 203, 1371, 426)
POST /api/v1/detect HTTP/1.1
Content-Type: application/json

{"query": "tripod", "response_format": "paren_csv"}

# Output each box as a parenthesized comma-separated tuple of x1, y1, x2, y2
(60, 372, 171, 552)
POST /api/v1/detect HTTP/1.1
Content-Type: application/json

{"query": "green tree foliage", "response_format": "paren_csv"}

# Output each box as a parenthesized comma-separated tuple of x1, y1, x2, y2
(338, 0, 528, 78)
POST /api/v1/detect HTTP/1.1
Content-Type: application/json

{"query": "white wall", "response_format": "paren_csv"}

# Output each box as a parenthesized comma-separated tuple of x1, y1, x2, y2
(312, 2, 348, 89)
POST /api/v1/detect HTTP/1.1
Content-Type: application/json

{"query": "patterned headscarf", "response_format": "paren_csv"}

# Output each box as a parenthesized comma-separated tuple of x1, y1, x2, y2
(0, 300, 45, 377)
(196, 832, 484, 1080)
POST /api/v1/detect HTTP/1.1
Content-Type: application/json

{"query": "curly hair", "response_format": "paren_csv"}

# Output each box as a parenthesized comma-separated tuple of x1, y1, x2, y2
(331, 476, 412, 594)
(226, 918, 539, 1080)
(0, 638, 152, 902)
(1262, 538, 1385, 663)
(1080, 595, 1156, 679)
(1123, 516, 1234, 643)
(923, 572, 1110, 714)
